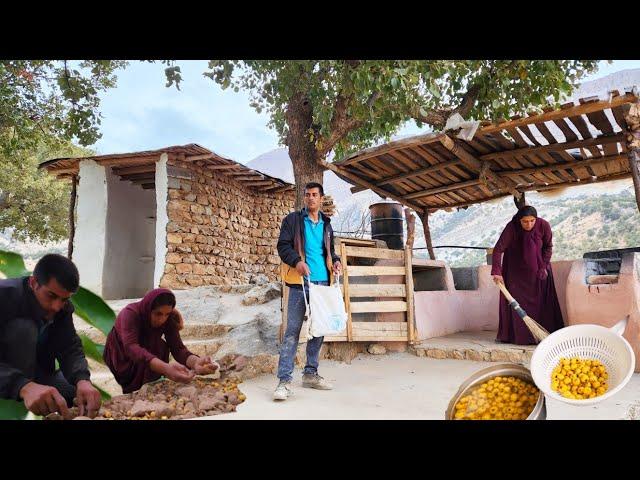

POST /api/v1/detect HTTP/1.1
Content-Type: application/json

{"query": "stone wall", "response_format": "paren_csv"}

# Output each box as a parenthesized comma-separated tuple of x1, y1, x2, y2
(159, 160, 294, 288)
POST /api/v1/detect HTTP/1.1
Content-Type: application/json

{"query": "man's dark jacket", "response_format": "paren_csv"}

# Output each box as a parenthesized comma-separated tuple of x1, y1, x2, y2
(0, 277, 91, 400)
(277, 209, 340, 287)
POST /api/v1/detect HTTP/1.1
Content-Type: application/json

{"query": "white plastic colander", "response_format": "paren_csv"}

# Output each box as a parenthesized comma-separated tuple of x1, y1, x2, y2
(530, 321, 636, 406)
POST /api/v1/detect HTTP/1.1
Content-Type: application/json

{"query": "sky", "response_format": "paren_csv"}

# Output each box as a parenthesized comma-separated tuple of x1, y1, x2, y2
(93, 60, 640, 164)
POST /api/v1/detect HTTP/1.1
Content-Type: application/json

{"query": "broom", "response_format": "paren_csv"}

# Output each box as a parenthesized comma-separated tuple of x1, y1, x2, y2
(495, 281, 550, 343)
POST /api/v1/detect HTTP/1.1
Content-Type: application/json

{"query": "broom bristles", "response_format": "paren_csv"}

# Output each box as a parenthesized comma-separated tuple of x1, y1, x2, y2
(523, 316, 550, 343)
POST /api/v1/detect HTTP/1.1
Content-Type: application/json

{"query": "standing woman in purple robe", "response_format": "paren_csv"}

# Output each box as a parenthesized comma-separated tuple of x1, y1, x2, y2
(490, 205, 565, 345)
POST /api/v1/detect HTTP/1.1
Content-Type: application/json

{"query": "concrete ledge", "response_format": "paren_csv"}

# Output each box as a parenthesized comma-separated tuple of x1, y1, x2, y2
(410, 331, 535, 365)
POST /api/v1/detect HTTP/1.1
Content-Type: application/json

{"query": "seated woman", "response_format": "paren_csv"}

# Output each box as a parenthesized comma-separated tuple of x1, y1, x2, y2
(103, 288, 219, 393)
(491, 205, 564, 345)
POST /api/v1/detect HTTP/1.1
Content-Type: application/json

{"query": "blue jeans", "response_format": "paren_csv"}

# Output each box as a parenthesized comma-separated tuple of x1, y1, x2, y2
(277, 280, 328, 382)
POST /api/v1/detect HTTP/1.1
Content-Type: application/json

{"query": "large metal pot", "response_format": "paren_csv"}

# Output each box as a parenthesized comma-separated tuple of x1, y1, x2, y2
(445, 363, 547, 420)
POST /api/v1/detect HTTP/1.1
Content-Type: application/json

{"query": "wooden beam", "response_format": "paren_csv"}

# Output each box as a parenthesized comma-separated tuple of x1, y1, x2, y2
(340, 242, 353, 342)
(418, 211, 436, 260)
(97, 156, 161, 167)
(480, 133, 625, 161)
(346, 284, 407, 297)
(234, 175, 265, 181)
(49, 167, 79, 176)
(345, 246, 405, 260)
(350, 301, 407, 313)
(68, 175, 77, 260)
(623, 102, 640, 214)
(405, 246, 415, 344)
(350, 159, 464, 193)
(243, 181, 274, 187)
(112, 164, 156, 176)
(500, 153, 628, 178)
(184, 153, 214, 162)
(120, 173, 156, 182)
(439, 134, 516, 194)
(347, 266, 406, 276)
(337, 133, 445, 166)
(207, 164, 242, 170)
(479, 93, 637, 134)
(404, 179, 481, 200)
(320, 159, 425, 214)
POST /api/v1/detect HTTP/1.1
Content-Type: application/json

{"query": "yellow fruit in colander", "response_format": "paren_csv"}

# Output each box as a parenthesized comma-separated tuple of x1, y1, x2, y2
(551, 357, 608, 399)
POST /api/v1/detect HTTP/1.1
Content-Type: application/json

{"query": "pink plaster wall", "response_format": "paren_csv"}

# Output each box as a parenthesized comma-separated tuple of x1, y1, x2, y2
(413, 259, 573, 340)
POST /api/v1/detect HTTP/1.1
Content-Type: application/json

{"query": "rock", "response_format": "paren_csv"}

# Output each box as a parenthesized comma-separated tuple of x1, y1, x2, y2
(72, 416, 92, 420)
(367, 344, 386, 355)
(130, 400, 175, 417)
(175, 386, 197, 399)
(197, 395, 225, 411)
(242, 283, 281, 306)
(490, 349, 509, 362)
(415, 348, 426, 358)
(249, 274, 270, 285)
(465, 350, 484, 362)
(427, 349, 447, 359)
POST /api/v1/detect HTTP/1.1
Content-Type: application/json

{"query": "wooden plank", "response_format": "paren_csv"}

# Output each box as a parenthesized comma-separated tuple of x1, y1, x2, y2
(404, 179, 481, 200)
(337, 133, 445, 166)
(347, 266, 406, 276)
(112, 164, 156, 175)
(340, 242, 353, 342)
(586, 274, 619, 285)
(184, 153, 215, 162)
(337, 237, 377, 247)
(350, 301, 407, 313)
(479, 93, 637, 134)
(242, 181, 274, 187)
(480, 134, 624, 161)
(500, 154, 628, 177)
(321, 159, 425, 214)
(351, 322, 408, 332)
(344, 246, 405, 260)
(345, 284, 407, 297)
(207, 164, 242, 170)
(405, 247, 415, 343)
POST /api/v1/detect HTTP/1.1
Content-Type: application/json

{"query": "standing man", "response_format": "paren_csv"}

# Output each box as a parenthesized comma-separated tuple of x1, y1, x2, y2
(274, 182, 342, 401)
(0, 254, 102, 418)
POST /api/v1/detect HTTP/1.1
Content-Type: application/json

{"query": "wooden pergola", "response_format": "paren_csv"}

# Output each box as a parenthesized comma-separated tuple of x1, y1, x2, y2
(322, 89, 640, 258)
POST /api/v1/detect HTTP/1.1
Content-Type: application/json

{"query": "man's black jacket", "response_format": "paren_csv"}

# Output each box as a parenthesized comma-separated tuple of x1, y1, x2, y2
(0, 277, 91, 400)
(277, 209, 340, 285)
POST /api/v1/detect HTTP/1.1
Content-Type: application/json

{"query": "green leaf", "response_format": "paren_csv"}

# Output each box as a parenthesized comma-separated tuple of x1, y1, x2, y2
(0, 399, 29, 420)
(95, 384, 111, 401)
(391, 77, 399, 89)
(79, 334, 105, 364)
(0, 250, 31, 278)
(71, 287, 115, 337)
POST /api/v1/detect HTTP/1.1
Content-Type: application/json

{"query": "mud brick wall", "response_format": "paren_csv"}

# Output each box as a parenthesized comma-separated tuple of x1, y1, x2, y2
(160, 160, 294, 288)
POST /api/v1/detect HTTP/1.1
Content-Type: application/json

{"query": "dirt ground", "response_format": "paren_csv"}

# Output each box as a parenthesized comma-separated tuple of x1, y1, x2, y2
(201, 354, 640, 420)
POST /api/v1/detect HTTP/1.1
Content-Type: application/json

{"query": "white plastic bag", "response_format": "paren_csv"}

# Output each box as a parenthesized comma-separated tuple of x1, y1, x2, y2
(302, 276, 348, 339)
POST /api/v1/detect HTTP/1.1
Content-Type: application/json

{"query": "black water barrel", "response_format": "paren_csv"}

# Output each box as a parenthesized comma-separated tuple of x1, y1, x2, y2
(369, 202, 404, 250)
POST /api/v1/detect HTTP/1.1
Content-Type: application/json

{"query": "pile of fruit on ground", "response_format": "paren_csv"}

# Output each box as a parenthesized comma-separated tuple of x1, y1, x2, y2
(47, 354, 248, 420)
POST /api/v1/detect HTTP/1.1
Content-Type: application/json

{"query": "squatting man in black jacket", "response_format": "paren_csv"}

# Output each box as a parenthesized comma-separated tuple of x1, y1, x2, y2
(0, 254, 102, 418)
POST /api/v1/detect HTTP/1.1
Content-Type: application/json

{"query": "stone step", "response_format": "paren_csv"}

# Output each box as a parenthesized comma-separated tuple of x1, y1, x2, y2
(409, 331, 535, 365)
(75, 322, 232, 344)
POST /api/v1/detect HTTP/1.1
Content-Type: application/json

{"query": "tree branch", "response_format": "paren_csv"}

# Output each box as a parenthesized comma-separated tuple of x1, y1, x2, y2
(411, 83, 481, 129)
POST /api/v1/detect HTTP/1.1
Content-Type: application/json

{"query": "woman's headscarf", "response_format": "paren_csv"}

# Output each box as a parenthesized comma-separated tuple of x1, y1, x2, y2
(511, 205, 542, 272)
(124, 288, 176, 329)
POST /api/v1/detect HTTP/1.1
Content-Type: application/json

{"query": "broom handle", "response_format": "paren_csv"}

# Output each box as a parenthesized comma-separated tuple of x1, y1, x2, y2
(496, 281, 529, 321)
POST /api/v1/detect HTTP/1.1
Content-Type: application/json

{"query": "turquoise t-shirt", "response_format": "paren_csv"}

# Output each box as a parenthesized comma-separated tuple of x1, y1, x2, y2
(304, 213, 329, 282)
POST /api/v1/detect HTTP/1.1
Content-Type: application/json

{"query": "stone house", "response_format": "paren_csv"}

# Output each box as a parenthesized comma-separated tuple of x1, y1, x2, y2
(41, 144, 295, 300)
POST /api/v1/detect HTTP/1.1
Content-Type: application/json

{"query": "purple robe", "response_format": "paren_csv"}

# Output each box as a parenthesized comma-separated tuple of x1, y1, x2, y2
(491, 216, 564, 345)
(103, 288, 194, 393)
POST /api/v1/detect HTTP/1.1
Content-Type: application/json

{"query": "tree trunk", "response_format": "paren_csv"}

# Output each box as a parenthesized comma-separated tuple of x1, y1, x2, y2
(404, 208, 416, 250)
(68, 175, 77, 259)
(419, 211, 436, 260)
(513, 191, 526, 209)
(285, 92, 325, 210)
(624, 103, 640, 214)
